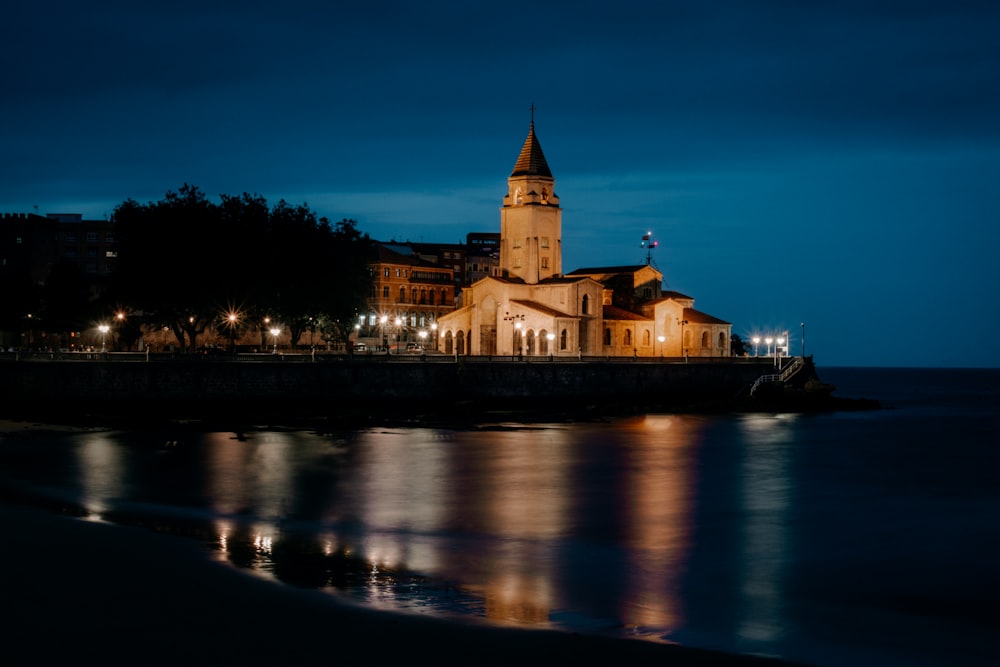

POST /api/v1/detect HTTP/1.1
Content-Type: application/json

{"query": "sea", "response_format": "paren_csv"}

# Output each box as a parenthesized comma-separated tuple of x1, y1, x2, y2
(1, 366, 997, 667)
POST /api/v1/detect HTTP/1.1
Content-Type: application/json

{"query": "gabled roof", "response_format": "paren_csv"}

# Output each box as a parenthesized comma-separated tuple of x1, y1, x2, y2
(511, 122, 552, 178)
(510, 299, 574, 318)
(661, 290, 694, 301)
(566, 265, 648, 276)
(602, 305, 649, 321)
(683, 307, 730, 325)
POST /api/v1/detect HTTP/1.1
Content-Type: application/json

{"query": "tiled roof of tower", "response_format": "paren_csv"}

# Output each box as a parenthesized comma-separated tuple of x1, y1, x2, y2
(511, 122, 552, 178)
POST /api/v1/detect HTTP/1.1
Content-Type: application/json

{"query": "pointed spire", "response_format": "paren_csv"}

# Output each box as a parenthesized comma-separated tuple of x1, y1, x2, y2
(511, 118, 552, 178)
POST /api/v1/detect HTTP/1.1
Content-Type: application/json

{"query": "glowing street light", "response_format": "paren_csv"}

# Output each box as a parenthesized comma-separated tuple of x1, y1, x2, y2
(98, 324, 110, 352)
(752, 336, 761, 357)
(765, 336, 774, 357)
(227, 313, 238, 354)
(657, 335, 665, 359)
(270, 327, 280, 354)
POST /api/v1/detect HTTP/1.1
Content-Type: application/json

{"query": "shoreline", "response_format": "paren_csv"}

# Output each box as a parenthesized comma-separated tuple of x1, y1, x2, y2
(0, 500, 805, 666)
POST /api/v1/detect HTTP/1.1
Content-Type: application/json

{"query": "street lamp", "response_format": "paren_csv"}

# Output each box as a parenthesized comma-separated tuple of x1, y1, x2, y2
(394, 316, 402, 353)
(270, 327, 280, 354)
(227, 313, 238, 354)
(431, 322, 438, 351)
(657, 335, 665, 359)
(379, 315, 388, 351)
(547, 332, 555, 360)
(98, 324, 109, 353)
(503, 311, 525, 356)
(765, 336, 774, 357)
(677, 319, 688, 360)
(775, 335, 785, 369)
(752, 336, 761, 357)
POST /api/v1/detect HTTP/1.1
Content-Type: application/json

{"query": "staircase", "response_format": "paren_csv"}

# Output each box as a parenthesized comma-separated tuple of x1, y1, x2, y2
(749, 357, 806, 397)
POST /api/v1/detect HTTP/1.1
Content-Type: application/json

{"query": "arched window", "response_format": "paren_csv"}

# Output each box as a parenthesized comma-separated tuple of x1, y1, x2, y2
(526, 330, 535, 355)
(429, 290, 435, 306)
(399, 287, 406, 303)
(382, 286, 389, 298)
(539, 329, 549, 354)
(444, 331, 454, 354)
(582, 294, 590, 315)
(701, 331, 710, 348)
(457, 330, 465, 355)
(603, 328, 611, 345)
(643, 330, 650, 346)
(420, 289, 427, 304)
(719, 332, 726, 349)
(624, 330, 632, 347)
(411, 288, 418, 304)
(441, 288, 448, 305)
(560, 329, 568, 350)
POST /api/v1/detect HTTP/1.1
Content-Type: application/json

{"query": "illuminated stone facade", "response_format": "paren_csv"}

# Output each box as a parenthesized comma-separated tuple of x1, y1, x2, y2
(436, 122, 732, 358)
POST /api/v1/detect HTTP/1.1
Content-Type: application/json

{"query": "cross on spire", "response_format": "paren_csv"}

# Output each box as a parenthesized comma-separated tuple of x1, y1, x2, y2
(530, 102, 535, 124)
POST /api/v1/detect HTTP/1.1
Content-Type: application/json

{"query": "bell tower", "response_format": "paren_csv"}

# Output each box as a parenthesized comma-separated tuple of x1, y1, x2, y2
(499, 115, 561, 283)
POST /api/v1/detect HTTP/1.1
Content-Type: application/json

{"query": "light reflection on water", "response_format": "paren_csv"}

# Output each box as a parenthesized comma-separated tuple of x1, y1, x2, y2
(55, 416, 712, 634)
(4, 369, 997, 667)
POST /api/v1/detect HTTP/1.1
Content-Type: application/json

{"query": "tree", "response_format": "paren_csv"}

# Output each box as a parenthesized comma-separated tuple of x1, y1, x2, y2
(109, 186, 372, 351)
(731, 333, 749, 357)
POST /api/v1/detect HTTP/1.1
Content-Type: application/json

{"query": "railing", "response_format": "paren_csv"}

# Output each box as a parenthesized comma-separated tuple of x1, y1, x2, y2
(749, 357, 806, 396)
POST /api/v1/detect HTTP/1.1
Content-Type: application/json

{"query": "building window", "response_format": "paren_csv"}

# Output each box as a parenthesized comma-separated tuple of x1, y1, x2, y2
(603, 328, 611, 345)
(384, 268, 390, 277)
(441, 288, 448, 305)
(541, 237, 549, 248)
(701, 331, 710, 348)
(581, 294, 590, 315)
(429, 290, 435, 306)
(643, 287, 652, 299)
(541, 257, 548, 269)
(643, 330, 650, 346)
(513, 257, 521, 268)
(560, 329, 568, 350)
(65, 233, 76, 243)
(719, 332, 727, 349)
(624, 330, 632, 347)
(399, 287, 406, 302)
(412, 288, 418, 304)
(513, 238, 522, 249)
(383, 286, 389, 298)
(86, 232, 98, 242)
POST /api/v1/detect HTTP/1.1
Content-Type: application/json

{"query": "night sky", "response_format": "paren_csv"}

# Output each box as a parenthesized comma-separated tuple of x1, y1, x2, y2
(3, 1, 998, 367)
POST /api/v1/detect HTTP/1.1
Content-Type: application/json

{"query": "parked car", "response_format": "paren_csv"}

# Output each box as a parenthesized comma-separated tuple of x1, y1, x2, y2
(354, 343, 367, 352)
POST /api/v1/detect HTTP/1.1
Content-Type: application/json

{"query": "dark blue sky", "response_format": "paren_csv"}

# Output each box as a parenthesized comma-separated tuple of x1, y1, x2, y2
(3, 1, 998, 367)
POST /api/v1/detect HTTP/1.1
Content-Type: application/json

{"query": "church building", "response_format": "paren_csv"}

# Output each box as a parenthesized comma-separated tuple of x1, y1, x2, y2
(435, 121, 731, 359)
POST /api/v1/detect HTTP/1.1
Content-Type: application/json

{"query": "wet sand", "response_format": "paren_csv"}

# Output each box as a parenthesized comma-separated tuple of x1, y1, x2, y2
(0, 500, 805, 666)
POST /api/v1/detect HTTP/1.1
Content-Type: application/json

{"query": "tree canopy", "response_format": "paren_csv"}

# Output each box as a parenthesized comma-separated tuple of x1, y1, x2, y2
(110, 185, 372, 351)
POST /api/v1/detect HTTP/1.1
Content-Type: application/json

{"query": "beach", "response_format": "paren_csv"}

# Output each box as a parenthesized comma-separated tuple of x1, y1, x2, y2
(0, 500, 798, 667)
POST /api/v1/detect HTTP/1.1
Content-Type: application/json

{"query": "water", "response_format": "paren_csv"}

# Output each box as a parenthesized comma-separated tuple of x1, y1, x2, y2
(1, 367, 998, 666)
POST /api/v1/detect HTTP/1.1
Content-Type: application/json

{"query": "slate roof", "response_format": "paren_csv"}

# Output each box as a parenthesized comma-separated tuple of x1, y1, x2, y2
(511, 122, 552, 178)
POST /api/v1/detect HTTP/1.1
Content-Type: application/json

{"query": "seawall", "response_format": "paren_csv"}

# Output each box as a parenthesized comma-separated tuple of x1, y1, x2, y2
(0, 355, 821, 424)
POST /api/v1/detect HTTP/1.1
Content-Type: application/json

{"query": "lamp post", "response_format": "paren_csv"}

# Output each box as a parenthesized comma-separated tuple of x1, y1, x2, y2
(227, 313, 238, 355)
(270, 327, 280, 354)
(752, 336, 760, 357)
(379, 315, 388, 351)
(431, 322, 438, 352)
(547, 332, 555, 360)
(115, 312, 125, 350)
(775, 335, 785, 369)
(98, 324, 109, 353)
(394, 316, 402, 353)
(657, 335, 665, 359)
(503, 311, 525, 356)
(677, 319, 688, 361)
(765, 336, 774, 358)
